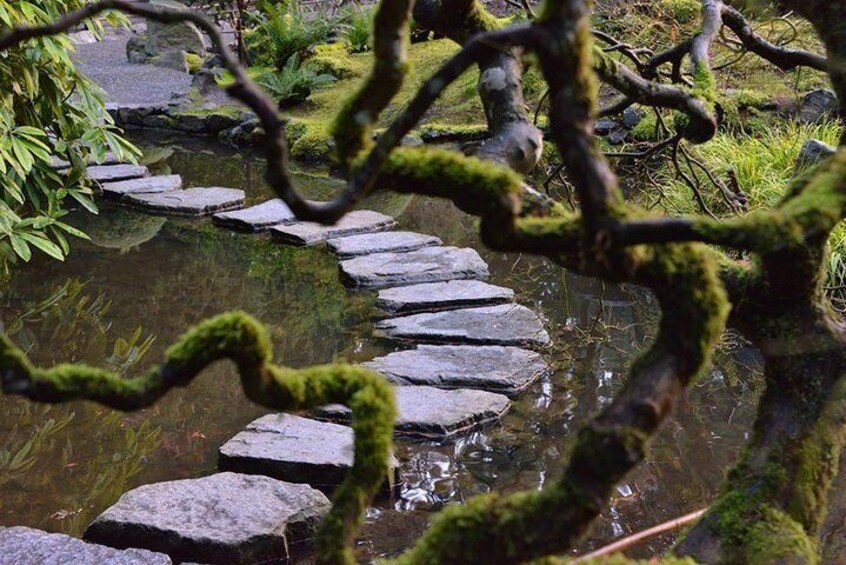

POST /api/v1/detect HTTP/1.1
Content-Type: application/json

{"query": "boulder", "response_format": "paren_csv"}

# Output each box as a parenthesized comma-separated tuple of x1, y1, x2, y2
(147, 0, 207, 56)
(84, 473, 330, 565)
(799, 89, 838, 123)
(797, 138, 836, 168)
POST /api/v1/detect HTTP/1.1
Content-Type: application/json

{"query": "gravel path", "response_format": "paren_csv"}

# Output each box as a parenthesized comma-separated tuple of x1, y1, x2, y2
(75, 36, 192, 107)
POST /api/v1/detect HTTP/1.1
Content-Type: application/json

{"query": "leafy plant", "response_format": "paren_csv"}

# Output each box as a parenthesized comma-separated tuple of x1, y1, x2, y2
(253, 55, 336, 107)
(342, 6, 373, 53)
(0, 0, 139, 268)
(245, 2, 339, 70)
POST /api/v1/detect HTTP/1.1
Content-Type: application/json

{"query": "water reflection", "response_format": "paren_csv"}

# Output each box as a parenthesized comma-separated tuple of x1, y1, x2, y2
(4, 133, 840, 561)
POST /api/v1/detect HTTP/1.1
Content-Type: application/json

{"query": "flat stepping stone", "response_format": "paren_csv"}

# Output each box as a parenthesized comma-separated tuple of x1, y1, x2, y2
(374, 304, 551, 348)
(87, 164, 149, 183)
(363, 345, 549, 395)
(318, 386, 511, 439)
(84, 472, 330, 565)
(340, 247, 489, 289)
(123, 187, 245, 216)
(326, 231, 442, 259)
(212, 199, 300, 232)
(0, 526, 171, 564)
(51, 151, 121, 169)
(270, 210, 396, 246)
(102, 175, 183, 198)
(219, 414, 396, 490)
(376, 280, 515, 316)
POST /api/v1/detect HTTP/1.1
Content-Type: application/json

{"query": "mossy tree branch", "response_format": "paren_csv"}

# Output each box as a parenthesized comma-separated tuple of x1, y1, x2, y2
(1, 312, 395, 565)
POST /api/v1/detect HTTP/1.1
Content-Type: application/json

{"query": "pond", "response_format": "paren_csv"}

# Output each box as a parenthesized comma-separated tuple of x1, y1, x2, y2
(2, 132, 844, 562)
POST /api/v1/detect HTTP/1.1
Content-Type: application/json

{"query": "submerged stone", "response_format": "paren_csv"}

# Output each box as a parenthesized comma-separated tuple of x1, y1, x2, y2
(84, 472, 330, 565)
(88, 164, 149, 183)
(376, 280, 514, 316)
(0, 526, 171, 565)
(326, 231, 442, 259)
(102, 175, 183, 198)
(374, 304, 550, 348)
(219, 414, 396, 490)
(123, 187, 245, 216)
(340, 247, 489, 289)
(318, 386, 511, 439)
(212, 199, 299, 232)
(270, 210, 396, 246)
(363, 344, 549, 395)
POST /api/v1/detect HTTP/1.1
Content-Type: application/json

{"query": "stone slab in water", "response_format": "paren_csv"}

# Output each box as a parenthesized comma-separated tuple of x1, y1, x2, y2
(51, 151, 121, 169)
(318, 386, 511, 439)
(219, 414, 396, 490)
(212, 199, 298, 232)
(374, 304, 550, 348)
(0, 526, 171, 565)
(87, 164, 149, 183)
(326, 231, 442, 259)
(363, 344, 549, 395)
(270, 210, 396, 246)
(340, 247, 489, 289)
(376, 280, 515, 316)
(84, 472, 330, 565)
(123, 187, 245, 216)
(102, 175, 183, 198)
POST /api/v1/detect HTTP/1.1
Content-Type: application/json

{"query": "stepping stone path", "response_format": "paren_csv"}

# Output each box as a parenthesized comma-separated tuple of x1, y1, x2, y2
(51, 151, 122, 170)
(340, 246, 489, 289)
(327, 231, 442, 259)
(212, 199, 300, 232)
(374, 304, 551, 349)
(270, 210, 396, 246)
(37, 171, 555, 559)
(219, 413, 397, 490)
(363, 345, 550, 395)
(318, 386, 511, 439)
(85, 472, 330, 565)
(0, 526, 171, 565)
(87, 164, 149, 183)
(102, 175, 183, 198)
(124, 187, 246, 216)
(376, 280, 515, 316)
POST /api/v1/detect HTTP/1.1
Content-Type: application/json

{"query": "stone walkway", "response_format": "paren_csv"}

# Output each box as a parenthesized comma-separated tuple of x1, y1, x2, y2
(7, 163, 554, 563)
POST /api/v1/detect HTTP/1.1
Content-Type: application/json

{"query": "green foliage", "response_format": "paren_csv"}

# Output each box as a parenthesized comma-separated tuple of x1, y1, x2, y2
(245, 3, 338, 70)
(341, 6, 373, 53)
(253, 55, 336, 107)
(0, 0, 138, 267)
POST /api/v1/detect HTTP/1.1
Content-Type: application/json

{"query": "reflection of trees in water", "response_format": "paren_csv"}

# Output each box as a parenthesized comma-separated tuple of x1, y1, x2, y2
(0, 279, 161, 535)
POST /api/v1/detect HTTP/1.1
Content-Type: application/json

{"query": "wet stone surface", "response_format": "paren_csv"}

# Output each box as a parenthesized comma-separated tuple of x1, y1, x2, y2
(101, 175, 183, 198)
(87, 164, 149, 183)
(318, 385, 511, 439)
(374, 304, 551, 349)
(339, 247, 489, 289)
(212, 199, 300, 232)
(123, 187, 245, 216)
(270, 210, 396, 246)
(219, 414, 396, 490)
(326, 231, 442, 259)
(376, 280, 515, 316)
(84, 472, 330, 565)
(363, 344, 549, 395)
(0, 526, 171, 565)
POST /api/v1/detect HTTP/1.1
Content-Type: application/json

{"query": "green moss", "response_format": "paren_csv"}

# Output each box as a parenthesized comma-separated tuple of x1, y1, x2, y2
(630, 112, 660, 141)
(659, 0, 702, 24)
(307, 43, 363, 80)
(184, 52, 205, 74)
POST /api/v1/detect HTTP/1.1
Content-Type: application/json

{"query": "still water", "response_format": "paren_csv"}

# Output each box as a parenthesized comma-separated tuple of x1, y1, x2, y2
(2, 133, 843, 561)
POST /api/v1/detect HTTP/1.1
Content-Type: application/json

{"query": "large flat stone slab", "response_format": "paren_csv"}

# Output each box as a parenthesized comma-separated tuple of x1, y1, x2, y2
(102, 175, 183, 198)
(84, 472, 330, 565)
(376, 280, 515, 316)
(0, 526, 171, 565)
(51, 151, 121, 169)
(363, 345, 549, 395)
(340, 247, 489, 289)
(88, 164, 149, 183)
(219, 414, 396, 490)
(123, 187, 245, 216)
(327, 231, 442, 259)
(318, 386, 511, 439)
(270, 210, 396, 246)
(212, 199, 298, 232)
(375, 304, 551, 348)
